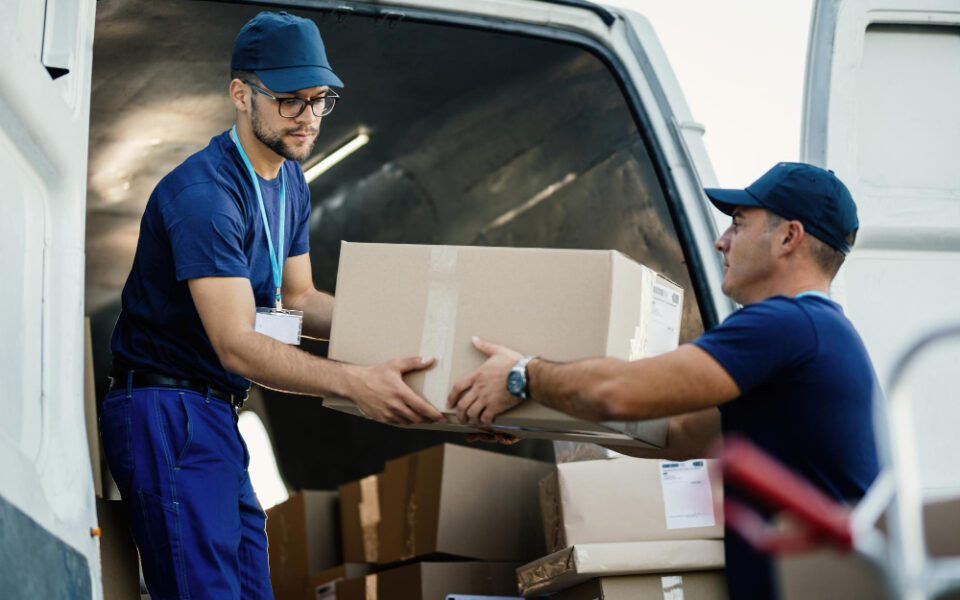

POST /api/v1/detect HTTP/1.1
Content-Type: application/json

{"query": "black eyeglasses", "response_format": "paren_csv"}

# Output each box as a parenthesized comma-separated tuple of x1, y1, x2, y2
(243, 80, 338, 118)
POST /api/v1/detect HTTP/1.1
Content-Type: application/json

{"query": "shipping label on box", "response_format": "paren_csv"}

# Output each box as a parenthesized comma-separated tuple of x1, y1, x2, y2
(327, 243, 683, 447)
(659, 460, 716, 530)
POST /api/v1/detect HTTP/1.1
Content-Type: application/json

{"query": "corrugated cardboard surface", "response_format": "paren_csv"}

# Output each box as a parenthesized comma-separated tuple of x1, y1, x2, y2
(308, 564, 374, 600)
(267, 490, 341, 600)
(327, 243, 680, 447)
(552, 571, 728, 600)
(337, 562, 521, 600)
(540, 458, 723, 552)
(339, 475, 381, 564)
(378, 444, 553, 564)
(97, 499, 140, 600)
(516, 541, 726, 596)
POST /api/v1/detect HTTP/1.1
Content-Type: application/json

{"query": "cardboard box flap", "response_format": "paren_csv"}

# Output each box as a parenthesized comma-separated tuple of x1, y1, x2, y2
(516, 541, 726, 596)
(339, 476, 381, 563)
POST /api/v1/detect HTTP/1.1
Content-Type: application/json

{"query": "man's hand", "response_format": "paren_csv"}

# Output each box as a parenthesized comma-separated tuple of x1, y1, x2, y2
(448, 337, 524, 425)
(350, 357, 444, 425)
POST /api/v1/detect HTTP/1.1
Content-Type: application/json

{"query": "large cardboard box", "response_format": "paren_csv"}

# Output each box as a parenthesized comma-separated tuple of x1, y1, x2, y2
(267, 491, 341, 600)
(309, 563, 375, 600)
(776, 497, 960, 600)
(326, 243, 684, 448)
(337, 562, 521, 600)
(339, 475, 381, 564)
(540, 457, 724, 552)
(516, 541, 725, 596)
(97, 499, 140, 600)
(377, 444, 552, 564)
(552, 572, 728, 600)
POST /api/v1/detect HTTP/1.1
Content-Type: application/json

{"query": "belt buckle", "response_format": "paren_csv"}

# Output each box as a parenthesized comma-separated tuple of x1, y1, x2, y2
(231, 394, 246, 410)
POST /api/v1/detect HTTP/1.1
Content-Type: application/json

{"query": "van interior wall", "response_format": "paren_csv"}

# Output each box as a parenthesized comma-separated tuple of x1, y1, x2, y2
(85, 0, 703, 490)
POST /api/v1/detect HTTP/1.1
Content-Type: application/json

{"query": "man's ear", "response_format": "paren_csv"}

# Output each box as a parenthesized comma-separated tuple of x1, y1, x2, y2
(229, 79, 249, 113)
(779, 220, 805, 256)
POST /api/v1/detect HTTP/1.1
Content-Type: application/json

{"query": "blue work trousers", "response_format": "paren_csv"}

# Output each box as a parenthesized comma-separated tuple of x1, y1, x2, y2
(100, 381, 273, 600)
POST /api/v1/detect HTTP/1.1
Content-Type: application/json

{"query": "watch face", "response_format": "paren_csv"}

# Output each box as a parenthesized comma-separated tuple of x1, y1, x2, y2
(507, 370, 525, 396)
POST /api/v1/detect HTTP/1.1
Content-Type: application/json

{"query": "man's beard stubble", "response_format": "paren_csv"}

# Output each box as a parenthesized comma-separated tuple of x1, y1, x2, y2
(250, 99, 318, 162)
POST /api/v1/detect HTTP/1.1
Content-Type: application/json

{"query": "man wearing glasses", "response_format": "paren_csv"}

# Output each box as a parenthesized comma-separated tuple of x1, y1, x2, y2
(101, 12, 442, 599)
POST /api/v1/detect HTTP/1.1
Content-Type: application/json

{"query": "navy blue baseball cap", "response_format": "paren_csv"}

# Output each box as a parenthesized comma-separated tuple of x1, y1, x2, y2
(705, 162, 859, 254)
(231, 11, 343, 92)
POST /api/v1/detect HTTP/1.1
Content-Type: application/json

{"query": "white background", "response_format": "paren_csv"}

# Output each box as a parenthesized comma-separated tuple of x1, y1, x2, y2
(607, 0, 815, 187)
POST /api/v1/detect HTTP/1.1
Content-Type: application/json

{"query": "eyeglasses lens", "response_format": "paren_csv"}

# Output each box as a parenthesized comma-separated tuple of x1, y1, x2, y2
(279, 97, 335, 118)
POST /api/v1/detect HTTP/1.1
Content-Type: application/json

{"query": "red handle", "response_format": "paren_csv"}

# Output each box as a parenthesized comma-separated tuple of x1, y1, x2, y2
(720, 435, 854, 553)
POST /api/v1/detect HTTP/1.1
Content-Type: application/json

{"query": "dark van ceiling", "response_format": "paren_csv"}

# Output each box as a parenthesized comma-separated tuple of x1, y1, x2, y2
(87, 0, 702, 489)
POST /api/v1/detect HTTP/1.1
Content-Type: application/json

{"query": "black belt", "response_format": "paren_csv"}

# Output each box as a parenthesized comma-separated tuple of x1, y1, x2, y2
(108, 371, 246, 409)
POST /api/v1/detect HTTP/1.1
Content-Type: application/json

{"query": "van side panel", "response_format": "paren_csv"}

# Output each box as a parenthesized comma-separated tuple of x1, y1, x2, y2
(804, 0, 960, 497)
(0, 0, 101, 597)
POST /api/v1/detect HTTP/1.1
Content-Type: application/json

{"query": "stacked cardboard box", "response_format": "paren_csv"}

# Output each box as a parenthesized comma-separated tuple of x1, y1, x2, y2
(266, 490, 344, 600)
(308, 564, 375, 600)
(336, 562, 521, 600)
(518, 456, 728, 597)
(326, 242, 684, 448)
(552, 571, 728, 600)
(330, 443, 554, 599)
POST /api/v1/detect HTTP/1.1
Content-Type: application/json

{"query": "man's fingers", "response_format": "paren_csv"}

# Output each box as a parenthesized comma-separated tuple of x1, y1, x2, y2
(471, 336, 500, 357)
(465, 397, 487, 424)
(387, 400, 420, 425)
(447, 373, 476, 408)
(456, 390, 479, 423)
(398, 388, 444, 422)
(480, 403, 497, 425)
(394, 356, 435, 374)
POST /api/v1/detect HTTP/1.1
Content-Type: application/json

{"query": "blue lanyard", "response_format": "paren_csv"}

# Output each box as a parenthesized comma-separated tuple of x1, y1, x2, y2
(230, 126, 285, 309)
(795, 291, 830, 301)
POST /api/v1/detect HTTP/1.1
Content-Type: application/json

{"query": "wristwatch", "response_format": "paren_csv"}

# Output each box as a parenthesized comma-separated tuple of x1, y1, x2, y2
(507, 355, 539, 399)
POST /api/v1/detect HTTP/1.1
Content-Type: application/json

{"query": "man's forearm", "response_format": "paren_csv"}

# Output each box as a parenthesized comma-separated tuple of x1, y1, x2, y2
(285, 288, 334, 340)
(527, 357, 626, 421)
(220, 329, 357, 397)
(526, 346, 738, 422)
(603, 408, 721, 460)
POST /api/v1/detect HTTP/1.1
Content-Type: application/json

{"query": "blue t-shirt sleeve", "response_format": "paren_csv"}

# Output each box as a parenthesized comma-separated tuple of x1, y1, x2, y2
(161, 181, 250, 281)
(693, 299, 816, 394)
(288, 165, 311, 258)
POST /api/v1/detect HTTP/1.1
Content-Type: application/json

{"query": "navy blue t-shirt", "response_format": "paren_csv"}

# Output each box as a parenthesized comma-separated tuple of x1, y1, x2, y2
(111, 131, 311, 395)
(693, 295, 880, 600)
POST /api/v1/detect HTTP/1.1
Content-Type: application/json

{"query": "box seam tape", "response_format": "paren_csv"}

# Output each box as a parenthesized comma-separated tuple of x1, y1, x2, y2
(418, 246, 459, 408)
(358, 475, 380, 562)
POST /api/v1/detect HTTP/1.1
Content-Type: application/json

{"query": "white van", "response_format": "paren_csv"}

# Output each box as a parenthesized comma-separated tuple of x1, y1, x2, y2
(1, 0, 957, 596)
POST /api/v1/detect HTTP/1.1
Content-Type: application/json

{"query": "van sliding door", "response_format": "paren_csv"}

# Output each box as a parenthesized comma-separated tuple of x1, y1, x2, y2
(0, 0, 100, 597)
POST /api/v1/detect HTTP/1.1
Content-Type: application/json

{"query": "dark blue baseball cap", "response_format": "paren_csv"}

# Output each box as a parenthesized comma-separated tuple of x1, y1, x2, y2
(705, 162, 859, 254)
(231, 11, 343, 92)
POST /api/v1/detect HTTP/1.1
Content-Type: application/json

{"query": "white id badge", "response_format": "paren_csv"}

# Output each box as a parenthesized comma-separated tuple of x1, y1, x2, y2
(255, 307, 303, 345)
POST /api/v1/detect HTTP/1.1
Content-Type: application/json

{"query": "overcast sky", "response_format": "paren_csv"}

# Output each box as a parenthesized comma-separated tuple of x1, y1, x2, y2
(603, 0, 815, 188)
